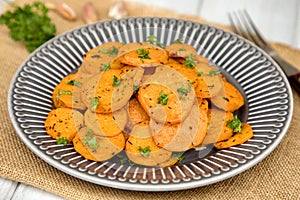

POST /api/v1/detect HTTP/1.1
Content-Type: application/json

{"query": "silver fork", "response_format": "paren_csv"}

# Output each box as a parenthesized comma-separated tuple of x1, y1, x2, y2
(228, 10, 300, 95)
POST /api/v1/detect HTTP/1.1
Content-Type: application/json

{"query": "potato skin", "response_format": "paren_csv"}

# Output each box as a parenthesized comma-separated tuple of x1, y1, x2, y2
(45, 108, 84, 142)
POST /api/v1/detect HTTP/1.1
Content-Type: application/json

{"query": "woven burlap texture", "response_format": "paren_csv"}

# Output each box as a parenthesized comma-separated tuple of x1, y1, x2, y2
(0, 0, 299, 199)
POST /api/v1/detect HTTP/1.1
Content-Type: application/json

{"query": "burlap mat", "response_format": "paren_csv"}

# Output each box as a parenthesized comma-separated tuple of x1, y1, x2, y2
(0, 0, 299, 199)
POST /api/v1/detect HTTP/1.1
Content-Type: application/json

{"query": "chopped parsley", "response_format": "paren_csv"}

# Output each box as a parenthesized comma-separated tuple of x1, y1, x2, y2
(112, 75, 122, 87)
(173, 152, 185, 164)
(100, 63, 111, 71)
(177, 82, 192, 99)
(173, 37, 184, 44)
(133, 85, 139, 93)
(137, 48, 151, 59)
(66, 79, 82, 87)
(227, 115, 243, 133)
(99, 46, 118, 55)
(196, 71, 203, 76)
(178, 48, 186, 51)
(184, 54, 196, 68)
(157, 91, 169, 105)
(209, 69, 220, 76)
(82, 129, 99, 149)
(147, 35, 165, 48)
(56, 137, 68, 145)
(56, 89, 72, 100)
(91, 97, 99, 111)
(138, 146, 151, 157)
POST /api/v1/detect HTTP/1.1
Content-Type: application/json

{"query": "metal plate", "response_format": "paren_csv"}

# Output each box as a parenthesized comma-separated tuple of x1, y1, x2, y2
(7, 17, 293, 191)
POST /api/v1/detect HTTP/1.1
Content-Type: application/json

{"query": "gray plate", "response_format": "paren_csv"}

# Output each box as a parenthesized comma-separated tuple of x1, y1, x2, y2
(7, 17, 293, 191)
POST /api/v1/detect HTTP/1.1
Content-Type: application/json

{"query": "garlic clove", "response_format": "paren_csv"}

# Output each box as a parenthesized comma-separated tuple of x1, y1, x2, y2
(46, 2, 76, 21)
(82, 2, 99, 24)
(108, 1, 128, 19)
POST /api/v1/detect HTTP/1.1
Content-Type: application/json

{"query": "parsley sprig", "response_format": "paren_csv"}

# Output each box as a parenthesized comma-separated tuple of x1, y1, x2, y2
(137, 48, 151, 59)
(184, 54, 196, 68)
(56, 137, 68, 145)
(147, 35, 165, 48)
(157, 90, 169, 105)
(82, 129, 99, 149)
(112, 75, 122, 87)
(227, 115, 243, 133)
(138, 146, 151, 158)
(0, 1, 56, 52)
(99, 46, 118, 55)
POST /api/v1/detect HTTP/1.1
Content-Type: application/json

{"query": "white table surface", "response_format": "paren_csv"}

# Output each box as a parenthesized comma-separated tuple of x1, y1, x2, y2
(1, 0, 299, 199)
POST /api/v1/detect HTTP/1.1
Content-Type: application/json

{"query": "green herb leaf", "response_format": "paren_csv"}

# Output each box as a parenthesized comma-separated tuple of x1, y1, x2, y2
(66, 79, 82, 87)
(178, 48, 186, 51)
(82, 129, 99, 149)
(173, 37, 184, 44)
(91, 97, 99, 111)
(112, 75, 122, 87)
(56, 89, 72, 100)
(147, 35, 165, 48)
(157, 90, 169, 105)
(56, 137, 68, 145)
(227, 115, 243, 133)
(0, 1, 56, 52)
(209, 69, 220, 76)
(133, 85, 139, 93)
(138, 146, 151, 157)
(100, 63, 111, 71)
(137, 48, 151, 59)
(196, 71, 203, 76)
(184, 54, 196, 68)
(99, 46, 118, 55)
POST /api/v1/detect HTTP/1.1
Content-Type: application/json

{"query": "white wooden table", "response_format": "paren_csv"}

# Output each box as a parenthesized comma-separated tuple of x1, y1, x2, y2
(1, 0, 299, 199)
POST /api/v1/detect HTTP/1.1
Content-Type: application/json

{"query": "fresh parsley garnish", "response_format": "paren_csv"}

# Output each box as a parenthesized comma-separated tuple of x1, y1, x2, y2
(99, 46, 118, 55)
(0, 1, 56, 52)
(56, 89, 72, 100)
(147, 35, 165, 48)
(184, 54, 196, 68)
(137, 48, 151, 59)
(112, 75, 122, 87)
(133, 85, 139, 93)
(100, 63, 111, 71)
(196, 71, 203, 76)
(66, 79, 82, 87)
(91, 97, 99, 111)
(209, 69, 220, 76)
(177, 82, 192, 99)
(157, 90, 169, 105)
(178, 48, 186, 51)
(56, 137, 68, 145)
(82, 129, 99, 149)
(173, 37, 184, 44)
(227, 115, 243, 133)
(138, 146, 151, 157)
(173, 152, 185, 164)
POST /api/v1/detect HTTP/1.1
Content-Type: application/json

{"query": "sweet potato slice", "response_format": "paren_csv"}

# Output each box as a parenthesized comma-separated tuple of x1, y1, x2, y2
(211, 81, 244, 112)
(45, 108, 84, 142)
(150, 102, 208, 151)
(52, 73, 86, 110)
(125, 122, 172, 166)
(138, 66, 196, 124)
(81, 67, 144, 113)
(128, 98, 150, 125)
(75, 127, 125, 161)
(202, 108, 234, 145)
(214, 123, 254, 149)
(84, 108, 128, 137)
(80, 42, 124, 74)
(165, 43, 197, 58)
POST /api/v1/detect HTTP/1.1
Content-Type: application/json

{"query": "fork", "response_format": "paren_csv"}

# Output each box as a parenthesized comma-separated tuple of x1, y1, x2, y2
(228, 10, 300, 95)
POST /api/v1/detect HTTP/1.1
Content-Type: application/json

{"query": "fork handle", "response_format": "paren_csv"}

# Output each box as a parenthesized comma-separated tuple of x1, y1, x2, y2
(271, 55, 300, 95)
(288, 74, 300, 95)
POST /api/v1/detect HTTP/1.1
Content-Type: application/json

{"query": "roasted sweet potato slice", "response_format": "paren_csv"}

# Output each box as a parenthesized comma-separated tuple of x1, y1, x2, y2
(125, 122, 172, 166)
(45, 108, 84, 143)
(165, 43, 197, 58)
(211, 81, 244, 112)
(214, 123, 254, 149)
(75, 127, 125, 161)
(84, 108, 128, 137)
(128, 98, 150, 125)
(52, 73, 86, 110)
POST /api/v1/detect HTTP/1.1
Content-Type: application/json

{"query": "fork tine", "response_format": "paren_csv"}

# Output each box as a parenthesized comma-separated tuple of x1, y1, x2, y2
(228, 13, 238, 34)
(229, 12, 249, 39)
(242, 10, 268, 47)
